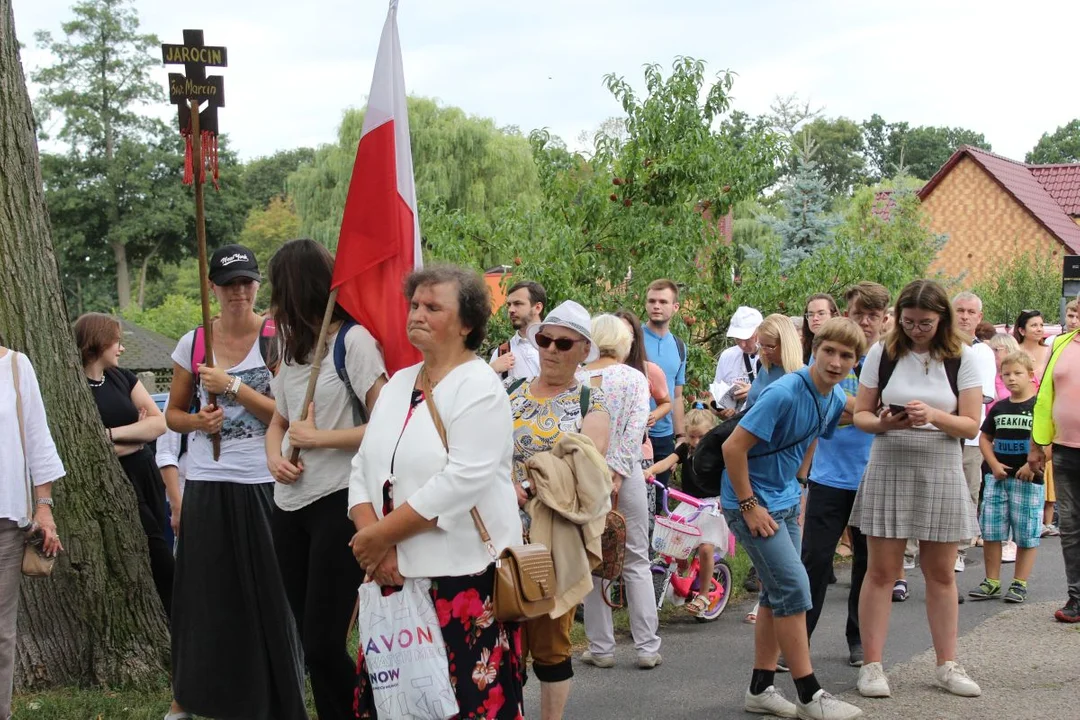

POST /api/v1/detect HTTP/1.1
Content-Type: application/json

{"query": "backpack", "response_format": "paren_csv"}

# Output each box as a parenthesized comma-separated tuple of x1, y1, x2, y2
(674, 336, 687, 380)
(691, 372, 836, 495)
(333, 319, 370, 425)
(876, 343, 960, 400)
(187, 317, 278, 414)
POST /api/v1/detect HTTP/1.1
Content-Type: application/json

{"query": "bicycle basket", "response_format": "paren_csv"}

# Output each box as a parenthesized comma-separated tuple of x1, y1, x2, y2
(652, 516, 702, 560)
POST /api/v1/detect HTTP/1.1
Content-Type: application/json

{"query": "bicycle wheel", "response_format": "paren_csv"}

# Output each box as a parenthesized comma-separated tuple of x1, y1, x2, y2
(695, 558, 732, 623)
(652, 565, 672, 609)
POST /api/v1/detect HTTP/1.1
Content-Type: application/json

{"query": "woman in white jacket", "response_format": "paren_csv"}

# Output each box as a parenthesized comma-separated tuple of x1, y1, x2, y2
(0, 347, 63, 720)
(348, 265, 524, 719)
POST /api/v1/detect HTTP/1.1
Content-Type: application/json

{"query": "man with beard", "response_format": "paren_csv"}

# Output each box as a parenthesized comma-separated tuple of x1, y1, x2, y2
(490, 281, 546, 380)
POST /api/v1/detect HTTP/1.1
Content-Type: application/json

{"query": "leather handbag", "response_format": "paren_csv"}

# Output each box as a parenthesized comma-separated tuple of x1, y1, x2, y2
(11, 353, 56, 578)
(593, 490, 626, 609)
(420, 367, 555, 622)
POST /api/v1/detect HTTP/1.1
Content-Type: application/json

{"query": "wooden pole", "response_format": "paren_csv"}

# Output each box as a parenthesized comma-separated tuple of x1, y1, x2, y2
(190, 98, 221, 460)
(289, 287, 340, 466)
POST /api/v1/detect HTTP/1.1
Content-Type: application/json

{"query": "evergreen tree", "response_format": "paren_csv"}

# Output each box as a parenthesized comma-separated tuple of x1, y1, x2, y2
(768, 134, 838, 268)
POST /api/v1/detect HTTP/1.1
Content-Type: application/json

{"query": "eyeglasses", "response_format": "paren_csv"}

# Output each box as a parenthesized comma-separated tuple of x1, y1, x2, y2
(535, 333, 585, 352)
(899, 318, 937, 332)
(849, 311, 883, 323)
(759, 342, 778, 352)
(805, 310, 832, 319)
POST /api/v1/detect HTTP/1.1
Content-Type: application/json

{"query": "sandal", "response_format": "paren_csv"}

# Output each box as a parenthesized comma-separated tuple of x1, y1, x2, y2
(836, 541, 853, 558)
(686, 595, 709, 616)
(892, 579, 909, 602)
(744, 601, 760, 624)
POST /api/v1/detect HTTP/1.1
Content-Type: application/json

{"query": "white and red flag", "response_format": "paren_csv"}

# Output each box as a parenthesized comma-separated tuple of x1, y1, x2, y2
(332, 0, 422, 375)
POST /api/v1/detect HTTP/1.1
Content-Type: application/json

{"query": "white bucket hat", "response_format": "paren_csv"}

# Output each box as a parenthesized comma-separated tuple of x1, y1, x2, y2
(527, 300, 600, 362)
(727, 306, 763, 340)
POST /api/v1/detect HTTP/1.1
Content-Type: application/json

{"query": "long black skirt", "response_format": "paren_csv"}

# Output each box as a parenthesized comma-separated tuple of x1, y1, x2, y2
(172, 480, 307, 720)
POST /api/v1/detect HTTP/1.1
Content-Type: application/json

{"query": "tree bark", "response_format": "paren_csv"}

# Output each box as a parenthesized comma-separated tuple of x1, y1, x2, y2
(0, 0, 170, 689)
(113, 238, 132, 310)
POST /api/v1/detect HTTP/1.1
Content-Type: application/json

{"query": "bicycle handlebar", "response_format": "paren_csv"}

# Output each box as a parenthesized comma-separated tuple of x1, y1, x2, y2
(647, 477, 718, 522)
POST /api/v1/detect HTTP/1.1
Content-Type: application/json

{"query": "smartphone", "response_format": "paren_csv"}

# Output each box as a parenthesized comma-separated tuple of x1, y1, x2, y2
(888, 404, 908, 417)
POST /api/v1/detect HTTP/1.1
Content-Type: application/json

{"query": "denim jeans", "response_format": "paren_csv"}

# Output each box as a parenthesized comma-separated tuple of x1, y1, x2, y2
(725, 504, 811, 617)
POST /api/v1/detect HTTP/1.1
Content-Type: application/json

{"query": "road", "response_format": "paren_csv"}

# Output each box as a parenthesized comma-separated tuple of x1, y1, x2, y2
(523, 538, 1071, 719)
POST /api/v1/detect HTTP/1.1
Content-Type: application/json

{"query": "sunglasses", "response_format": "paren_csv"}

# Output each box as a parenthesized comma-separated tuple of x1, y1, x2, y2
(535, 333, 585, 352)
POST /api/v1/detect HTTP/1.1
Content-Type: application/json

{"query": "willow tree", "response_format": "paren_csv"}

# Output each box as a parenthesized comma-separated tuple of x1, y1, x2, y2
(0, 0, 169, 689)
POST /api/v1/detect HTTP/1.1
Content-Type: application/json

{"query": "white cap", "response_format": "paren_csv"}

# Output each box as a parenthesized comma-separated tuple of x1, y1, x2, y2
(727, 306, 763, 340)
(527, 300, 600, 362)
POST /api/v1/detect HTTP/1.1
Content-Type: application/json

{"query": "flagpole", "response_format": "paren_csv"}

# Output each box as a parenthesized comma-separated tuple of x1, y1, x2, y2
(289, 288, 340, 466)
(190, 98, 221, 461)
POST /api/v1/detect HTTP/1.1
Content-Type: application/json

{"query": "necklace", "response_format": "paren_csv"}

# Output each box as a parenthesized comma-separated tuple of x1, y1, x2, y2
(87, 375, 105, 388)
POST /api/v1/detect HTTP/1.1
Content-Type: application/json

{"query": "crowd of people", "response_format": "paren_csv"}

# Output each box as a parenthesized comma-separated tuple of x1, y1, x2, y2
(1, 242, 1079, 720)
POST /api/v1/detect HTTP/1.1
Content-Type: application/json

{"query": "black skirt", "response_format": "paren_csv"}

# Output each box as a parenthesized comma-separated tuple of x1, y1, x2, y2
(172, 480, 307, 720)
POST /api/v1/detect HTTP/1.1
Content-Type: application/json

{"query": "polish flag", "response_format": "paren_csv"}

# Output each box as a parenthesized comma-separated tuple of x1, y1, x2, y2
(332, 0, 422, 375)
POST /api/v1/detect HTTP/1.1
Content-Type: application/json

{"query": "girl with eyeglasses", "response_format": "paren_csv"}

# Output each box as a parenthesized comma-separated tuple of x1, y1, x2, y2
(849, 279, 984, 700)
(801, 294, 840, 365)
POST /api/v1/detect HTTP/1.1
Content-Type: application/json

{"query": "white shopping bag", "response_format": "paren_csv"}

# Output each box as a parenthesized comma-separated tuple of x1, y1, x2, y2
(358, 578, 459, 720)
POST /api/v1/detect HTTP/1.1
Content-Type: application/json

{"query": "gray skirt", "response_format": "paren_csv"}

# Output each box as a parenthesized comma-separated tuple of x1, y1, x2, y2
(850, 428, 978, 542)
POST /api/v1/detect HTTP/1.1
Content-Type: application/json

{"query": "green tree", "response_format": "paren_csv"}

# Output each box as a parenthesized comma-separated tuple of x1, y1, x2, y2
(241, 148, 315, 210)
(1, 0, 170, 687)
(1026, 119, 1080, 164)
(861, 114, 991, 181)
(32, 0, 163, 309)
(288, 96, 542, 248)
(971, 248, 1062, 324)
(801, 117, 866, 194)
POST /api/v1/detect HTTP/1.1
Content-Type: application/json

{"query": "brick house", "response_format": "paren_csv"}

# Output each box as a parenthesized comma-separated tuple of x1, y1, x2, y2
(917, 145, 1080, 285)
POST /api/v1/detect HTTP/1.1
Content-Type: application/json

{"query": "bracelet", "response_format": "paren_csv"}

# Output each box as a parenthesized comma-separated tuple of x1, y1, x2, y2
(106, 427, 113, 443)
(225, 376, 242, 400)
(738, 495, 759, 513)
(797, 476, 810, 487)
(36, 497, 54, 508)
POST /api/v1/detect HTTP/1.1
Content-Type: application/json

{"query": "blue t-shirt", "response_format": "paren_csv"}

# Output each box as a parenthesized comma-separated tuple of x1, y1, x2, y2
(746, 365, 787, 409)
(721, 367, 845, 512)
(811, 357, 873, 492)
(642, 324, 686, 438)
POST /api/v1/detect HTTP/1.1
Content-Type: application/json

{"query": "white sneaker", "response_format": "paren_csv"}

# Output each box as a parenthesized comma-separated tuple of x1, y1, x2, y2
(580, 651, 614, 668)
(1001, 540, 1017, 563)
(796, 689, 863, 719)
(856, 661, 891, 698)
(744, 685, 797, 718)
(934, 660, 981, 697)
(903, 554, 916, 570)
(954, 554, 965, 572)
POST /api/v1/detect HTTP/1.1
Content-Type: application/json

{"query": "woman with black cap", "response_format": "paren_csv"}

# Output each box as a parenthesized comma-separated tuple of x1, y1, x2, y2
(164, 244, 306, 720)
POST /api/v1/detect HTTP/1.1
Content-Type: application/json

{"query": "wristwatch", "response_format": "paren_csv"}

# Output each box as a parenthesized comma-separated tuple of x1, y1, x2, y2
(36, 498, 54, 508)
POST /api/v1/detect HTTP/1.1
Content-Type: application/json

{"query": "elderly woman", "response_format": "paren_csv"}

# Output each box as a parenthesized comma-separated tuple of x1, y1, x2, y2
(348, 264, 524, 719)
(74, 313, 172, 615)
(580, 315, 661, 664)
(506, 300, 612, 720)
(165, 244, 306, 720)
(1, 347, 63, 720)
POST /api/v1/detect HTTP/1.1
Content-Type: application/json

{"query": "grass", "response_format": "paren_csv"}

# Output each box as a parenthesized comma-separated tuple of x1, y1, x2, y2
(13, 548, 762, 718)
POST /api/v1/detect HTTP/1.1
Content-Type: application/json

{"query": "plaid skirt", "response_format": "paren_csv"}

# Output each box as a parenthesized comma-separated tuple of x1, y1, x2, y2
(850, 428, 978, 542)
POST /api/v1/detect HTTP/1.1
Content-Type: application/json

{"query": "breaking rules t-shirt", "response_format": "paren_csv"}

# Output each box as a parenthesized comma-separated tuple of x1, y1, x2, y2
(980, 396, 1036, 477)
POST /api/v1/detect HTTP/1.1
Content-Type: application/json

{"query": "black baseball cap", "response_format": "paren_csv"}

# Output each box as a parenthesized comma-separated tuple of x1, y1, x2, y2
(208, 244, 261, 285)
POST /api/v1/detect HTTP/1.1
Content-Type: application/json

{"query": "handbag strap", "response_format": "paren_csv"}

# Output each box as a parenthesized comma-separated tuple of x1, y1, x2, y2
(10, 353, 32, 515)
(418, 366, 497, 560)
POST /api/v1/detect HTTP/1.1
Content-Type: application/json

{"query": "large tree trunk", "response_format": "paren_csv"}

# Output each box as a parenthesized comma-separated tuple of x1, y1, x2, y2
(0, 0, 170, 689)
(112, 238, 132, 310)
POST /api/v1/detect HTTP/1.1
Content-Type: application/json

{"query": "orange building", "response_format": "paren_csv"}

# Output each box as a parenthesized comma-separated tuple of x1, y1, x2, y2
(917, 146, 1080, 286)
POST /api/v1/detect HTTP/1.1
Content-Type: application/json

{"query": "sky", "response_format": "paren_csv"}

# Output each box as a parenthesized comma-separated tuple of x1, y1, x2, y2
(11, 0, 1080, 163)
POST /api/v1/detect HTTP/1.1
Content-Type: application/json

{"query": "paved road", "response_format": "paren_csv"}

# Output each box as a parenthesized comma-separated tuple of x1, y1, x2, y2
(523, 538, 1070, 718)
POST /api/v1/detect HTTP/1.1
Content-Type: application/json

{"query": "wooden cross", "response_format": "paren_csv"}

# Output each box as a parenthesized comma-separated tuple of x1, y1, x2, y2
(162, 29, 227, 134)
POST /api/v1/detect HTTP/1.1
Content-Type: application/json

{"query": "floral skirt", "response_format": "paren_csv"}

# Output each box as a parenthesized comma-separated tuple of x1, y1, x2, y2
(355, 564, 525, 719)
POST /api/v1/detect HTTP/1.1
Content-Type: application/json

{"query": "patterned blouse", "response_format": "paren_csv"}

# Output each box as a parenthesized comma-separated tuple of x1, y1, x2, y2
(507, 380, 610, 486)
(580, 364, 650, 479)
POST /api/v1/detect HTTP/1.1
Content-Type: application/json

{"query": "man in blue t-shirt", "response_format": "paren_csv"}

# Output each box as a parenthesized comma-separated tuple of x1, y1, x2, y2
(642, 279, 686, 500)
(722, 318, 866, 720)
(799, 282, 889, 670)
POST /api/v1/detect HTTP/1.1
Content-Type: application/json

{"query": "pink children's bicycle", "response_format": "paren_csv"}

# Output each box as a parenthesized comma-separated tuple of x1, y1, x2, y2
(649, 478, 736, 622)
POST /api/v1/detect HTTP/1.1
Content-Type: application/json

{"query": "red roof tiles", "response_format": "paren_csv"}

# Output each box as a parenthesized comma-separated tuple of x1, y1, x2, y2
(918, 146, 1080, 254)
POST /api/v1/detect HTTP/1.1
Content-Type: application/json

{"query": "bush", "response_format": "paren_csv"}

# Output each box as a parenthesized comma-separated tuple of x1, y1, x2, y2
(121, 294, 215, 340)
(971, 248, 1063, 325)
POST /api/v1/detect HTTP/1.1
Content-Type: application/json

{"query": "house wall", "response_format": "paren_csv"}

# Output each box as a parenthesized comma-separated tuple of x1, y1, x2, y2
(923, 156, 1065, 286)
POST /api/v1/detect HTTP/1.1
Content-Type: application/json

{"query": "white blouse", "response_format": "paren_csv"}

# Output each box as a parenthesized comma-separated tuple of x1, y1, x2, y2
(348, 358, 522, 578)
(1, 351, 65, 522)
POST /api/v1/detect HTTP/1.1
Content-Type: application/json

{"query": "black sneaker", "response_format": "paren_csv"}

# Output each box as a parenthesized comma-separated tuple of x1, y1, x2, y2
(744, 566, 759, 592)
(1003, 581, 1027, 604)
(1055, 597, 1080, 623)
(848, 643, 864, 667)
